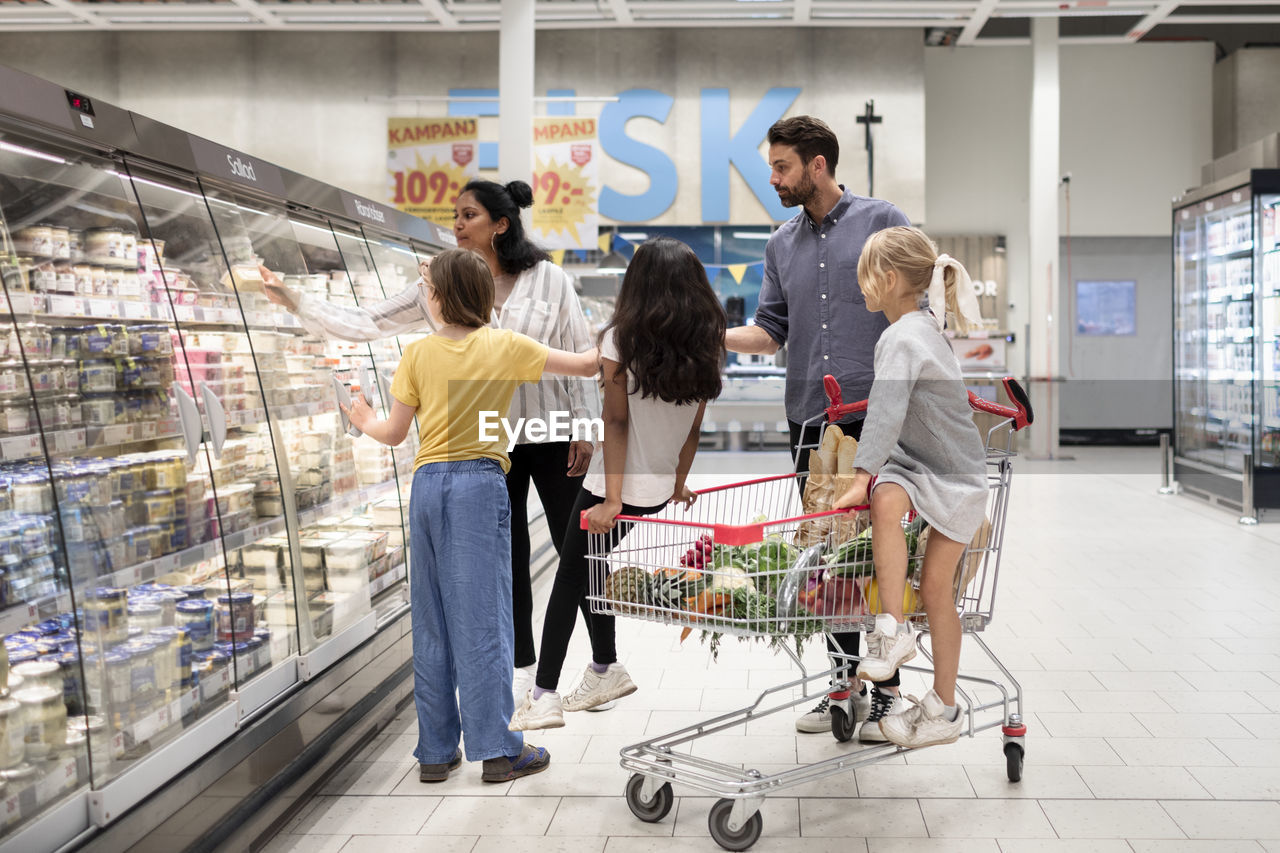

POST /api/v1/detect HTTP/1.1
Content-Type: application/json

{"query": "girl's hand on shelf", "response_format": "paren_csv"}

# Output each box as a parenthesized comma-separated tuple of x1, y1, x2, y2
(566, 440, 594, 476)
(585, 500, 622, 534)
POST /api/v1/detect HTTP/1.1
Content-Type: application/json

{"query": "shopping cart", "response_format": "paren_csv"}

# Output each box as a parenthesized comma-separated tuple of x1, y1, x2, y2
(583, 375, 1034, 851)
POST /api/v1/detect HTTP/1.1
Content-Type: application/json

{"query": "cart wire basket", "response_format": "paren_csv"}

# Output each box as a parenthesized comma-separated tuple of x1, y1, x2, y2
(583, 375, 1035, 851)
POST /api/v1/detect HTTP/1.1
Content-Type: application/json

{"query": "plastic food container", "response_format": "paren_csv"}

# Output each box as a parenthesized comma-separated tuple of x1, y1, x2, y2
(176, 600, 214, 652)
(215, 592, 255, 643)
(68, 714, 109, 769)
(78, 360, 117, 393)
(0, 698, 25, 769)
(128, 602, 164, 633)
(193, 648, 230, 704)
(14, 686, 67, 760)
(9, 661, 61, 697)
(85, 587, 128, 645)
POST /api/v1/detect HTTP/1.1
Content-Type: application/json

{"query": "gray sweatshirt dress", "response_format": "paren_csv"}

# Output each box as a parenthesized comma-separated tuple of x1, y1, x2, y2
(852, 310, 988, 543)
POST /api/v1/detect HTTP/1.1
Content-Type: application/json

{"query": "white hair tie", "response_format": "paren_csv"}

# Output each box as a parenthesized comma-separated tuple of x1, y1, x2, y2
(926, 253, 985, 333)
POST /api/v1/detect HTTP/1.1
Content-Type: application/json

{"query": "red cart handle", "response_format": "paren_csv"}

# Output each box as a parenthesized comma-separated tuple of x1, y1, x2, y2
(823, 374, 1034, 432)
(581, 505, 868, 546)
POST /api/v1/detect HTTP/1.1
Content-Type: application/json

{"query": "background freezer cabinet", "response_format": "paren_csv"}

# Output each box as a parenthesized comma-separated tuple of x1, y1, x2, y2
(1172, 169, 1280, 519)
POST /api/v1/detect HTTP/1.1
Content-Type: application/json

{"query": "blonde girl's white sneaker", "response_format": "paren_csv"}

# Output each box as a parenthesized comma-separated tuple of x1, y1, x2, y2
(856, 613, 917, 682)
(508, 690, 565, 731)
(878, 689, 964, 748)
(562, 663, 637, 711)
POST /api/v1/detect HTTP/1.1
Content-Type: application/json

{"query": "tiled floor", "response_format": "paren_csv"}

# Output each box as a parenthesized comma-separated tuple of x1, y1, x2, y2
(264, 448, 1280, 852)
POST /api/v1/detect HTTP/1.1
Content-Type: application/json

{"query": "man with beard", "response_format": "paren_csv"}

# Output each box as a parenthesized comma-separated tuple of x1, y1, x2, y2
(724, 115, 910, 743)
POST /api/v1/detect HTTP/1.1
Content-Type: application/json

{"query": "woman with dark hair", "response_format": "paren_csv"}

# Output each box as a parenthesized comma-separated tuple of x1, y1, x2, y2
(509, 236, 726, 732)
(260, 179, 599, 703)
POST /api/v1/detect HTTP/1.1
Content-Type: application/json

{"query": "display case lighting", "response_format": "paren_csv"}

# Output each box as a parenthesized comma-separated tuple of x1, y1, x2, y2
(730, 231, 771, 240)
(0, 141, 67, 165)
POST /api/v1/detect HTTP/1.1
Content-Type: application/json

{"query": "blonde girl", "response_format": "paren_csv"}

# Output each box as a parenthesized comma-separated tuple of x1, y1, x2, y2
(833, 225, 986, 748)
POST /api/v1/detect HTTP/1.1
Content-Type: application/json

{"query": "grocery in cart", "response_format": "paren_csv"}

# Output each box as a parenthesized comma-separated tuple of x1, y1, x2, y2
(584, 374, 1034, 851)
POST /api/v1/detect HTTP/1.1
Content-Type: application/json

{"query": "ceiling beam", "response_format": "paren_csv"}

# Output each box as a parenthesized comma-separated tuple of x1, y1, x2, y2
(1126, 0, 1177, 42)
(418, 0, 458, 28)
(958, 0, 997, 45)
(607, 0, 632, 24)
(37, 0, 110, 29)
(228, 0, 283, 28)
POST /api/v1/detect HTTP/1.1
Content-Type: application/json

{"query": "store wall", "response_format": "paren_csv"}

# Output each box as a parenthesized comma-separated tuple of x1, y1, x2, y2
(925, 42, 1212, 405)
(1058, 236, 1172, 431)
(0, 29, 925, 226)
(1214, 47, 1280, 159)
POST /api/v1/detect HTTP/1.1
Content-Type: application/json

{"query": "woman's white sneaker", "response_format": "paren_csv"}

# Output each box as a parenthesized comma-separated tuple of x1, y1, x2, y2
(508, 690, 565, 731)
(562, 663, 637, 711)
(878, 689, 963, 748)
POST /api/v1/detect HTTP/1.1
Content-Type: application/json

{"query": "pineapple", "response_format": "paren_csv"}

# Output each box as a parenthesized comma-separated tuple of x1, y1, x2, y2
(604, 566, 651, 615)
(647, 573, 685, 613)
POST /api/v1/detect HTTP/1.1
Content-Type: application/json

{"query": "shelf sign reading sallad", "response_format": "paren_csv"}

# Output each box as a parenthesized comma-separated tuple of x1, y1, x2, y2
(387, 118, 478, 227)
(530, 117, 599, 251)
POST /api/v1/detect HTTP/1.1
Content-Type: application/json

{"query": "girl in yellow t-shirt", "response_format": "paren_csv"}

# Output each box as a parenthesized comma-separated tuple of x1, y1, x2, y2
(344, 247, 597, 783)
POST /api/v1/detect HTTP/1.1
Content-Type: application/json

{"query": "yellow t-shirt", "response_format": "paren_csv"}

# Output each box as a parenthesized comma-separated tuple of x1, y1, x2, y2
(391, 327, 549, 473)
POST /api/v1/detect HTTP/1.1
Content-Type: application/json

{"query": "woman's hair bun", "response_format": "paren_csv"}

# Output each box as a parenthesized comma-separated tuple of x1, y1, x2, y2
(504, 180, 534, 209)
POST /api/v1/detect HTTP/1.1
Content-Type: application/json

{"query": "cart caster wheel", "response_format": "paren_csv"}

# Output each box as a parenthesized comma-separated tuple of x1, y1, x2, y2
(830, 704, 854, 742)
(1004, 742, 1024, 783)
(625, 773, 673, 822)
(708, 798, 763, 852)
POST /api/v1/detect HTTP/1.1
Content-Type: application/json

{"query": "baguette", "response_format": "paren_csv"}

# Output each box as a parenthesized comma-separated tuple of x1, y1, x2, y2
(807, 449, 828, 476)
(837, 435, 859, 474)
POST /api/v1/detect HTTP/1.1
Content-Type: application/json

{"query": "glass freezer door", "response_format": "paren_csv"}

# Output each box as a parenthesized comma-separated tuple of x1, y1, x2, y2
(1258, 192, 1280, 468)
(1176, 186, 1255, 472)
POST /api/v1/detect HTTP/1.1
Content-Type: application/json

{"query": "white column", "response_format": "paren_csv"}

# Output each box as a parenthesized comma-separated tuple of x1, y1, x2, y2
(1027, 16, 1061, 457)
(499, 0, 535, 185)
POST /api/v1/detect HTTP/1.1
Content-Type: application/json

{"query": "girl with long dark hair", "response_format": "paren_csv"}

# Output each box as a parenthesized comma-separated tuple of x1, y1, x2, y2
(510, 236, 726, 731)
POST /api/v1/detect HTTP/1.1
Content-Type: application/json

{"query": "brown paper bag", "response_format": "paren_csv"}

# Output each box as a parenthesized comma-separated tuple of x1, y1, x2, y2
(796, 473, 863, 547)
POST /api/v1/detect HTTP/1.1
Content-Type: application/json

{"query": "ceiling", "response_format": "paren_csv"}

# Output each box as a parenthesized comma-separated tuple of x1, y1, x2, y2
(0, 0, 1275, 53)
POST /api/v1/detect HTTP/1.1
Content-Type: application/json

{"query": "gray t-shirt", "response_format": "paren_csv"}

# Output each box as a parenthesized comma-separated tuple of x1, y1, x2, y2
(853, 311, 988, 543)
(753, 187, 909, 422)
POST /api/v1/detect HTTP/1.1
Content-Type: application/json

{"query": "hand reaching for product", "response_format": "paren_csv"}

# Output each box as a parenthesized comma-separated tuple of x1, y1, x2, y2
(259, 264, 299, 312)
(341, 396, 376, 432)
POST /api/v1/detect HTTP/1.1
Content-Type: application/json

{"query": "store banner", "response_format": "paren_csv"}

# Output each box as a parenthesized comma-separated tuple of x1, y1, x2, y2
(387, 118, 478, 226)
(530, 117, 598, 250)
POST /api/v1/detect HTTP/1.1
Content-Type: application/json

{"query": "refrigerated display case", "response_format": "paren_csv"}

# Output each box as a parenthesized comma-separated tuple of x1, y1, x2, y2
(0, 63, 455, 850)
(1172, 169, 1280, 519)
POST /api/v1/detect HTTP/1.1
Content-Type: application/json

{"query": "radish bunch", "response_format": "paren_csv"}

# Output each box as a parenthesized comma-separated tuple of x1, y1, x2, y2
(679, 533, 715, 569)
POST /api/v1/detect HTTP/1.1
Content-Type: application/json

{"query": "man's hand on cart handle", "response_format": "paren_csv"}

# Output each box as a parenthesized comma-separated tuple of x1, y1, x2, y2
(585, 499, 623, 533)
(833, 471, 874, 511)
(669, 484, 698, 510)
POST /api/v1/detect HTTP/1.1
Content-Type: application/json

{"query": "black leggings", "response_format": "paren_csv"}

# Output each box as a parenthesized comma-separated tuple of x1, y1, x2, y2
(535, 488, 666, 692)
(788, 418, 901, 689)
(506, 441, 591, 669)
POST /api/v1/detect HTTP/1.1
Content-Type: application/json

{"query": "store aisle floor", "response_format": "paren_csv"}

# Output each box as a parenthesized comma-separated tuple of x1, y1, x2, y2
(262, 447, 1280, 852)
